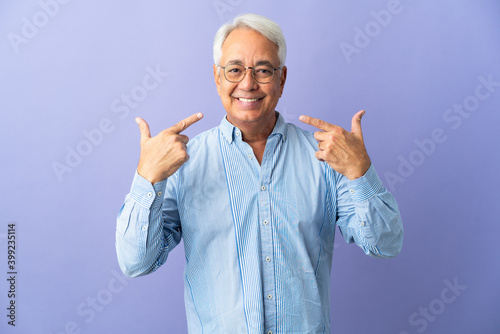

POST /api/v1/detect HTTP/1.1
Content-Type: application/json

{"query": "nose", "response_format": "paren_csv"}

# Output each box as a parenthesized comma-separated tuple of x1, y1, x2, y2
(238, 68, 259, 90)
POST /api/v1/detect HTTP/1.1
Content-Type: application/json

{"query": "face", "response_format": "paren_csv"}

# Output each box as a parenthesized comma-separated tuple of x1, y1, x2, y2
(213, 28, 287, 130)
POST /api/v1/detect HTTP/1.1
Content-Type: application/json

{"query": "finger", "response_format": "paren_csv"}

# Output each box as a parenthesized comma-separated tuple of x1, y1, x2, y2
(177, 134, 189, 145)
(169, 113, 204, 134)
(315, 150, 326, 162)
(135, 117, 151, 143)
(350, 110, 365, 138)
(314, 130, 334, 142)
(299, 115, 335, 131)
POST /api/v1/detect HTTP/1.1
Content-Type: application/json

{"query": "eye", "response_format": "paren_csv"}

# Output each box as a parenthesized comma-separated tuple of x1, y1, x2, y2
(227, 66, 243, 74)
(256, 68, 272, 75)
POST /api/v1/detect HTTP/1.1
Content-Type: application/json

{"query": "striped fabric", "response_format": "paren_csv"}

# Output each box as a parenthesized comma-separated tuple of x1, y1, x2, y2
(116, 112, 403, 334)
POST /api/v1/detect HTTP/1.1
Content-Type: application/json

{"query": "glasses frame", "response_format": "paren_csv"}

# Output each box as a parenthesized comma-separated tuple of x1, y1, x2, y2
(219, 64, 282, 84)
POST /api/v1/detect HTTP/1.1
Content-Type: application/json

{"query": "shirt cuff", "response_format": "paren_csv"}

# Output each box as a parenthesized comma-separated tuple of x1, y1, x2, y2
(346, 165, 383, 202)
(128, 171, 168, 209)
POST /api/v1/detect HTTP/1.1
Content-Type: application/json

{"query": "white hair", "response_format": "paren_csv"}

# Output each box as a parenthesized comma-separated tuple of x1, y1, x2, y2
(213, 13, 287, 67)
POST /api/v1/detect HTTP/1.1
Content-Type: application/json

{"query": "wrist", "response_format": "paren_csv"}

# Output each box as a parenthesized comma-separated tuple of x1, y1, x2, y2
(344, 162, 371, 180)
(137, 168, 165, 185)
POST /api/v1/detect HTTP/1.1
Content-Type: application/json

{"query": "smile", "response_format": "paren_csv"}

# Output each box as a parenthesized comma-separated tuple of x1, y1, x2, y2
(236, 97, 262, 102)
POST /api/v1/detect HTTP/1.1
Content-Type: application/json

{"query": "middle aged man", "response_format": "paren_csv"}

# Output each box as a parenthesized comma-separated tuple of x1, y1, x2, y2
(116, 13, 403, 334)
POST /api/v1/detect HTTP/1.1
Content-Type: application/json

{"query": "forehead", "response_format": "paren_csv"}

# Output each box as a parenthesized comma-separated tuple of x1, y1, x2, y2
(221, 28, 279, 64)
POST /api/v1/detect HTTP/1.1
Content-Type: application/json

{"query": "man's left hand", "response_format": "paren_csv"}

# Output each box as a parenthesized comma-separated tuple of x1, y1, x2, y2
(299, 110, 371, 180)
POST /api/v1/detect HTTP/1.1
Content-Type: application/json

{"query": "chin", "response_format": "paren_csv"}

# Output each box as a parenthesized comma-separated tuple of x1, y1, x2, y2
(230, 109, 268, 123)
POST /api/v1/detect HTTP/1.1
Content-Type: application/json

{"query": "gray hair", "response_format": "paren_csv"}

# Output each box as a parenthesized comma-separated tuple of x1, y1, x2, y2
(213, 13, 287, 67)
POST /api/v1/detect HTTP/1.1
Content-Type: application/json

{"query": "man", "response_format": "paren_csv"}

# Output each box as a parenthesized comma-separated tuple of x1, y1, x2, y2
(116, 13, 403, 334)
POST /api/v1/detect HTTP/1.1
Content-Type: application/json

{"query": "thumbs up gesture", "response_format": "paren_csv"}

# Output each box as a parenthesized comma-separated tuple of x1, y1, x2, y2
(135, 113, 203, 184)
(299, 110, 371, 180)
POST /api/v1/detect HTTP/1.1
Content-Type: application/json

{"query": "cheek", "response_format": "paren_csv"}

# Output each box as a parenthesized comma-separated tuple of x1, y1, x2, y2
(221, 83, 235, 98)
(267, 83, 282, 98)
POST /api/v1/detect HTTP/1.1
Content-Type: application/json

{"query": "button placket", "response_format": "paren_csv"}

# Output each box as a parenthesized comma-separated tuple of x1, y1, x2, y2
(257, 135, 279, 331)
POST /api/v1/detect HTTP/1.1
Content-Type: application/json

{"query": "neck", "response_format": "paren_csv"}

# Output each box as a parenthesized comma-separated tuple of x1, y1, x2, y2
(228, 112, 277, 144)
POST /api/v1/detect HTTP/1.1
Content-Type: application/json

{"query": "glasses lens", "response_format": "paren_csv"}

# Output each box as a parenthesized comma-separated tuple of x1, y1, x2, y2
(253, 65, 275, 83)
(224, 64, 245, 82)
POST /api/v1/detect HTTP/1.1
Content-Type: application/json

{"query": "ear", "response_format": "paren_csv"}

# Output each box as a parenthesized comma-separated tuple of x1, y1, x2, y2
(278, 66, 287, 97)
(213, 64, 221, 96)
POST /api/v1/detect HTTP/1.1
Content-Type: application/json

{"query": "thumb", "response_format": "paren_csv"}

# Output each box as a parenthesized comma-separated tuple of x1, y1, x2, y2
(351, 110, 365, 138)
(135, 117, 151, 143)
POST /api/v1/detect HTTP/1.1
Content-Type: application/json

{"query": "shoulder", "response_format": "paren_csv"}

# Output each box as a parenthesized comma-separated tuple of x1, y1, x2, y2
(186, 126, 220, 151)
(284, 121, 318, 150)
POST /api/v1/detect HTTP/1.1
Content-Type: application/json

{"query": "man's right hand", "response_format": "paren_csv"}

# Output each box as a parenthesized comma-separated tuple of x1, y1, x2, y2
(135, 113, 203, 184)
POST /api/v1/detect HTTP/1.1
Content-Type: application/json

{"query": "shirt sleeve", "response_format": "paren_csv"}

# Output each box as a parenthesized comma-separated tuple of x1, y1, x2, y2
(333, 164, 403, 258)
(115, 171, 182, 277)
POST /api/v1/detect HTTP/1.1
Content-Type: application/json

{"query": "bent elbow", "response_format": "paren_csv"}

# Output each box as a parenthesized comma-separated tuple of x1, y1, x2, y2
(119, 263, 144, 278)
(115, 242, 155, 278)
(370, 230, 404, 259)
(117, 255, 153, 278)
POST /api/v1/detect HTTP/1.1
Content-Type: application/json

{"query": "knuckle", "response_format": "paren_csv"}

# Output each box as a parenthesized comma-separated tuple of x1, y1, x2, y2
(164, 135, 174, 144)
(180, 151, 189, 162)
(331, 128, 343, 136)
(175, 141, 185, 149)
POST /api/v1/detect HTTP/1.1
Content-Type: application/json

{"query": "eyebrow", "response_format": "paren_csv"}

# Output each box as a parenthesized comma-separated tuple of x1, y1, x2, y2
(225, 60, 277, 68)
(255, 60, 276, 67)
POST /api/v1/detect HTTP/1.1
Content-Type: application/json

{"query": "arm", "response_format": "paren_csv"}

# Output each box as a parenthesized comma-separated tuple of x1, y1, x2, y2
(115, 172, 181, 277)
(115, 113, 203, 277)
(334, 165, 403, 258)
(300, 110, 403, 257)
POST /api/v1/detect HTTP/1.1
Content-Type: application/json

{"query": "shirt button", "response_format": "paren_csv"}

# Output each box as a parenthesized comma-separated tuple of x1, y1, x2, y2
(266, 257, 271, 262)
(248, 154, 252, 159)
(261, 185, 266, 191)
(141, 226, 147, 231)
(157, 191, 162, 196)
(349, 189, 355, 194)
(360, 221, 366, 226)
(147, 192, 153, 197)
(236, 130, 240, 136)
(268, 331, 273, 334)
(267, 294, 273, 300)
(263, 220, 268, 225)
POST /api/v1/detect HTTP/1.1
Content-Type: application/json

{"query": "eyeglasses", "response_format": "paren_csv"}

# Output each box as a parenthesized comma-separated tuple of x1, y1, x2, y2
(219, 64, 281, 84)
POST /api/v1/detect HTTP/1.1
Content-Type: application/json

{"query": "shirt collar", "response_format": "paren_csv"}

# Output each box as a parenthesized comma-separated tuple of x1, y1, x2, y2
(219, 111, 287, 143)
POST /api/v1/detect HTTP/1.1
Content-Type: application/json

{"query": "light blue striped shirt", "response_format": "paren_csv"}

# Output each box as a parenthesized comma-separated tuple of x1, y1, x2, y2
(116, 112, 403, 334)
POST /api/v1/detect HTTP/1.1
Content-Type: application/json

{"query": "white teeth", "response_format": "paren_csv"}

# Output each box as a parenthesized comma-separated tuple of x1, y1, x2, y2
(238, 98, 259, 102)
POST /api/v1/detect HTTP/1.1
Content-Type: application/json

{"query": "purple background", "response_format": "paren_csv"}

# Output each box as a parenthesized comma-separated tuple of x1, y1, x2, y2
(1, 0, 499, 333)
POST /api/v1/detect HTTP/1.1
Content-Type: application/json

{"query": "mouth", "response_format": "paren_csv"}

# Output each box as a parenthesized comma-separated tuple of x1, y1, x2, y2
(235, 97, 263, 102)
